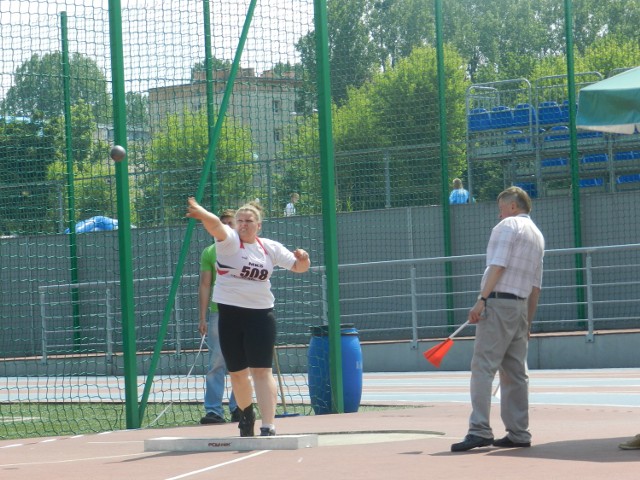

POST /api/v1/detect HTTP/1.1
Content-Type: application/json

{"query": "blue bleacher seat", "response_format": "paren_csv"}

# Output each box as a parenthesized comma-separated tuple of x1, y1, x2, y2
(468, 107, 492, 132)
(560, 100, 574, 123)
(490, 106, 514, 129)
(541, 157, 568, 168)
(576, 131, 603, 140)
(544, 125, 570, 142)
(538, 101, 564, 125)
(581, 153, 608, 164)
(614, 151, 640, 161)
(579, 178, 604, 188)
(513, 103, 536, 127)
(505, 130, 530, 145)
(616, 173, 640, 185)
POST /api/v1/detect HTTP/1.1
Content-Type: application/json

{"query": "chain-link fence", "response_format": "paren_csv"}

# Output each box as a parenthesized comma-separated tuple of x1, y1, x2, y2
(1, 0, 640, 439)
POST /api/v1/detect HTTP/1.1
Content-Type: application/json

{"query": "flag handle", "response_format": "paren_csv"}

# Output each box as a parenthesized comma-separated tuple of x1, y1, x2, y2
(448, 320, 470, 339)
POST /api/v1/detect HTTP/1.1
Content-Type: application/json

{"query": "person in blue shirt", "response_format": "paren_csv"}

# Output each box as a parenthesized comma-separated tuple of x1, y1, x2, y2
(449, 178, 470, 205)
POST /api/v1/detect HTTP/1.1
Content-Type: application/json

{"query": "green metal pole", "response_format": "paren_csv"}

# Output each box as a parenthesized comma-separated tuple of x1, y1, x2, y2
(108, 0, 139, 429)
(564, 0, 586, 320)
(60, 12, 81, 349)
(313, 0, 344, 414)
(138, 0, 259, 421)
(202, 0, 218, 214)
(434, 0, 455, 328)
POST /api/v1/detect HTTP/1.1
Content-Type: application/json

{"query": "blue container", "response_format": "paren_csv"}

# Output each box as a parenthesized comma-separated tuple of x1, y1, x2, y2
(308, 324, 363, 415)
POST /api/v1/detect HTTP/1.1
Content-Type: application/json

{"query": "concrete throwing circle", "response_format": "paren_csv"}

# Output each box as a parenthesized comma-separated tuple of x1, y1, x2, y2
(315, 430, 444, 447)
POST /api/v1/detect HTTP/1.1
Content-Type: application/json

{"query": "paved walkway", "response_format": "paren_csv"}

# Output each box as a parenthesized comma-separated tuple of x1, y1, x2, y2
(1, 369, 639, 480)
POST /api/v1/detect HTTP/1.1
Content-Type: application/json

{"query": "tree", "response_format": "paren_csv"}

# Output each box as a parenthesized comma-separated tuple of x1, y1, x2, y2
(296, 0, 378, 110)
(277, 114, 323, 215)
(46, 101, 106, 172)
(135, 109, 257, 226)
(282, 44, 469, 211)
(441, 0, 640, 83)
(339, 45, 469, 208)
(44, 101, 116, 230)
(126, 92, 149, 127)
(3, 52, 111, 122)
(368, 0, 435, 70)
(46, 159, 118, 229)
(0, 118, 57, 234)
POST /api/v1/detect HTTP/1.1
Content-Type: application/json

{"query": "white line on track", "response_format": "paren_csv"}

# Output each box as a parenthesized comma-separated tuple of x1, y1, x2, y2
(164, 450, 272, 480)
(0, 452, 148, 468)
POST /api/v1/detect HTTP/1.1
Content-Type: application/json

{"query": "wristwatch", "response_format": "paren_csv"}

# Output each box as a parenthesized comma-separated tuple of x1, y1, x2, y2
(478, 295, 487, 304)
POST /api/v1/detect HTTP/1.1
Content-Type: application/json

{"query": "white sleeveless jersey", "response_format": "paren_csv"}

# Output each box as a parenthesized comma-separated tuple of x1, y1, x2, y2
(212, 226, 296, 309)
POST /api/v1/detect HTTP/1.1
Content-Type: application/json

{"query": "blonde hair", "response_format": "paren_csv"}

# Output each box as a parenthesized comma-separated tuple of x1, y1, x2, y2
(453, 178, 463, 189)
(237, 201, 264, 222)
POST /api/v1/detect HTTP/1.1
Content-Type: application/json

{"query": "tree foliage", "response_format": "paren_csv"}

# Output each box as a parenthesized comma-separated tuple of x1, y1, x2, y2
(442, 0, 640, 83)
(283, 45, 469, 211)
(0, 118, 57, 234)
(3, 52, 111, 122)
(296, 0, 378, 110)
(44, 101, 115, 230)
(135, 109, 257, 226)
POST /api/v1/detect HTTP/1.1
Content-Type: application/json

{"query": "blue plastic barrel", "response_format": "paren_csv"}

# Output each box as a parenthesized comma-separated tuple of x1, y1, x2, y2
(308, 324, 363, 415)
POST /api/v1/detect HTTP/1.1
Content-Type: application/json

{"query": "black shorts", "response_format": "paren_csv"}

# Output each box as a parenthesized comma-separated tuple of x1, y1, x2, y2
(217, 303, 276, 372)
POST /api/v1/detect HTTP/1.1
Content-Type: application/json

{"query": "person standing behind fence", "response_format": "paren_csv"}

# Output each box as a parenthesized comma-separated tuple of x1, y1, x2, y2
(187, 197, 310, 437)
(451, 186, 544, 452)
(284, 192, 299, 216)
(449, 178, 470, 205)
(199, 209, 239, 425)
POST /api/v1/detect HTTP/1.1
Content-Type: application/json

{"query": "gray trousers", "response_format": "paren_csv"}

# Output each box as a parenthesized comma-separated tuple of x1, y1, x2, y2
(468, 298, 531, 443)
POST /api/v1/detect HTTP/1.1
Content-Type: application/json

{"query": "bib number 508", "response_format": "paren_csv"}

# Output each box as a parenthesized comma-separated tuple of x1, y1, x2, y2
(240, 266, 268, 280)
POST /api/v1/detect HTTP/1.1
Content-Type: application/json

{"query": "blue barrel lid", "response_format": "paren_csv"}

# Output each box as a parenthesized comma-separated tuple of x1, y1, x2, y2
(310, 323, 358, 336)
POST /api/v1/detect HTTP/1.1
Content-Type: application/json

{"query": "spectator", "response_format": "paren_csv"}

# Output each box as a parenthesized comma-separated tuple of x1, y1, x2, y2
(449, 178, 470, 205)
(284, 192, 299, 216)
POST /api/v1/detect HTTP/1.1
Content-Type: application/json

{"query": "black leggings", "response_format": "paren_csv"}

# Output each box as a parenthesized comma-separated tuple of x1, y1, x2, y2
(217, 303, 276, 372)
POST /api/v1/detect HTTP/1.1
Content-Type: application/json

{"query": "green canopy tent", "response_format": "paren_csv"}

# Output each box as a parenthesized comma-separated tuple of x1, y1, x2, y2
(577, 66, 640, 134)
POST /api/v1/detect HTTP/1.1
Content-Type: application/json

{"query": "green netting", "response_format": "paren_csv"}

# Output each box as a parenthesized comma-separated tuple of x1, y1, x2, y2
(2, 0, 640, 439)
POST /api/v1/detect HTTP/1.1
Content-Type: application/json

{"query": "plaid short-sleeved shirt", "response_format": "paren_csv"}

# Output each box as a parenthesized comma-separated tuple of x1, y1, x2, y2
(481, 213, 544, 298)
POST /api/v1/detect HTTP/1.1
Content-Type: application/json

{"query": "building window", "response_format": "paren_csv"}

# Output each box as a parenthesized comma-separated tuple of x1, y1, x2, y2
(272, 100, 281, 113)
(274, 128, 282, 142)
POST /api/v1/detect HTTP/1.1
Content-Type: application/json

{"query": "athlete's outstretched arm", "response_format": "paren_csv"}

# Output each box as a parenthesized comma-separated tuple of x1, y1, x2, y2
(186, 197, 228, 242)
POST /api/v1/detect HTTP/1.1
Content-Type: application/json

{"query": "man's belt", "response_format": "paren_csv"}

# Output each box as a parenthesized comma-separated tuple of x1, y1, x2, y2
(488, 292, 525, 301)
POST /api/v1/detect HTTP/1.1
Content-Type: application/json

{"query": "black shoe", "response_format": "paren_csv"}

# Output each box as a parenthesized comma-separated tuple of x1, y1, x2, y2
(230, 407, 242, 423)
(238, 405, 256, 437)
(200, 412, 226, 425)
(493, 436, 531, 448)
(451, 434, 494, 452)
(260, 427, 276, 436)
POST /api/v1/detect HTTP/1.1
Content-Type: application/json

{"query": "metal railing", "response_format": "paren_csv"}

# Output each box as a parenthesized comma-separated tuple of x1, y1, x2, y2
(37, 243, 640, 360)
(312, 243, 640, 346)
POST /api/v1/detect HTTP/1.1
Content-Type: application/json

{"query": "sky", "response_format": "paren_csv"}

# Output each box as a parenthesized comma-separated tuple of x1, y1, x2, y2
(0, 0, 314, 98)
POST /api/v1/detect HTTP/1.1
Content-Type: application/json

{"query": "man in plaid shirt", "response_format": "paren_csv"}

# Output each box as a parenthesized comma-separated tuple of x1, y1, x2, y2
(452, 186, 544, 452)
